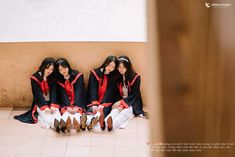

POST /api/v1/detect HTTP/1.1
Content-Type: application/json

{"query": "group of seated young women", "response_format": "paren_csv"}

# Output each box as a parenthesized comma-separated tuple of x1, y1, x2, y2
(14, 55, 147, 133)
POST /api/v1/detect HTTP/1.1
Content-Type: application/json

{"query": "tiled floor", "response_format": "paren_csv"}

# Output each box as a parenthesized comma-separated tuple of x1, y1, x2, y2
(0, 107, 150, 157)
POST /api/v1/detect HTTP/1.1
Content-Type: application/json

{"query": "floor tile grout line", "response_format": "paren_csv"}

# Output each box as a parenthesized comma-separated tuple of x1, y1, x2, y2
(64, 133, 70, 157)
(14, 122, 29, 156)
(0, 107, 13, 136)
(89, 134, 92, 157)
(113, 129, 115, 157)
(39, 129, 49, 157)
(8, 107, 14, 120)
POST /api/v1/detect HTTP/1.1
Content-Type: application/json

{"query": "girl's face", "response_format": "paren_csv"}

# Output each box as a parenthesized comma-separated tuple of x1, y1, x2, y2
(105, 61, 115, 74)
(118, 63, 126, 75)
(44, 65, 54, 76)
(59, 65, 69, 77)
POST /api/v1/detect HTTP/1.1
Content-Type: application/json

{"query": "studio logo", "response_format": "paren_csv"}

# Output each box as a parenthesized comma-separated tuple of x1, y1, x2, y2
(205, 2, 211, 8)
(205, 1, 231, 8)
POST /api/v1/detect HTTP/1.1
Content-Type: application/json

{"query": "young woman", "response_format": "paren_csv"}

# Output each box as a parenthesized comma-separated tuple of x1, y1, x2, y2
(86, 55, 118, 131)
(55, 58, 87, 133)
(14, 57, 61, 129)
(104, 55, 146, 131)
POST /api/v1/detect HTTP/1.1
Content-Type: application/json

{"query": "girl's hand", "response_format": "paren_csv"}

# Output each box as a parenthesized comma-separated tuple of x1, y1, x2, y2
(118, 106, 124, 111)
(73, 107, 78, 113)
(97, 105, 104, 111)
(45, 107, 51, 113)
(67, 107, 74, 114)
(112, 101, 120, 109)
(50, 107, 56, 113)
(92, 106, 98, 112)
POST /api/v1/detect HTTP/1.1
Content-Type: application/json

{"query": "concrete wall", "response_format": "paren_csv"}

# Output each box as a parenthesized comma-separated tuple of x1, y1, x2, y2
(0, 42, 147, 107)
(0, 0, 146, 42)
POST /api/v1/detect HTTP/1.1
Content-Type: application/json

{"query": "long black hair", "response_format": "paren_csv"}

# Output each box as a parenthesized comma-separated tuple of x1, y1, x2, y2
(117, 55, 136, 86)
(55, 58, 78, 80)
(38, 57, 55, 78)
(99, 55, 118, 85)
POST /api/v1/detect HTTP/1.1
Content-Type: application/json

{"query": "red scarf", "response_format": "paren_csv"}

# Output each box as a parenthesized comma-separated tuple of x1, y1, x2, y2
(41, 80, 49, 96)
(65, 80, 74, 104)
(98, 75, 108, 102)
